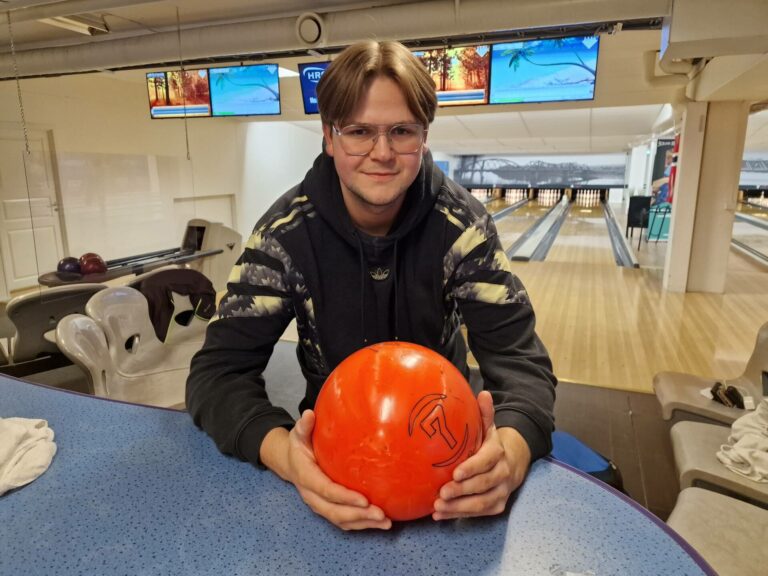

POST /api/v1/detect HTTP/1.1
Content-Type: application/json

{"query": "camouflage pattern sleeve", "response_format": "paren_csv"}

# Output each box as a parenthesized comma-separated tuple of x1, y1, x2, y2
(445, 212, 557, 461)
(185, 223, 299, 464)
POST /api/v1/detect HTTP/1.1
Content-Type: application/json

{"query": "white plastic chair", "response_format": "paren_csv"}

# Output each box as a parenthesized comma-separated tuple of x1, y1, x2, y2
(5, 284, 106, 363)
(670, 420, 768, 507)
(55, 314, 111, 397)
(55, 286, 204, 407)
(654, 321, 768, 425)
(163, 292, 209, 345)
(0, 300, 14, 363)
(667, 487, 768, 576)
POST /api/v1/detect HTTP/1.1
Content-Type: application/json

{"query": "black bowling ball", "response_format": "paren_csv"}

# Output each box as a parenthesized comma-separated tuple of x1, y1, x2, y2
(57, 256, 81, 274)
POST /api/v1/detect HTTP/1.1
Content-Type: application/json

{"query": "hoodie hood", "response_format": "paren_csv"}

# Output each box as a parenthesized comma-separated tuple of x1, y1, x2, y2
(300, 148, 444, 345)
(301, 148, 442, 245)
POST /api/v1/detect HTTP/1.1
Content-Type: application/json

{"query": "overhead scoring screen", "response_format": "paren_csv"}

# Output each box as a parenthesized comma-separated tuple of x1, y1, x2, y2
(143, 35, 599, 119)
(489, 35, 599, 105)
(209, 64, 281, 117)
(146, 69, 211, 118)
(298, 61, 330, 115)
(412, 45, 490, 106)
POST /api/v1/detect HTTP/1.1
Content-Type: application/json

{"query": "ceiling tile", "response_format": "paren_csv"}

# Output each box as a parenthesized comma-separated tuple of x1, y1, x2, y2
(520, 109, 590, 138)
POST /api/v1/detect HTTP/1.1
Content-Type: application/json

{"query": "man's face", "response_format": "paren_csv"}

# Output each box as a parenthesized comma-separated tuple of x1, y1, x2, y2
(322, 76, 427, 226)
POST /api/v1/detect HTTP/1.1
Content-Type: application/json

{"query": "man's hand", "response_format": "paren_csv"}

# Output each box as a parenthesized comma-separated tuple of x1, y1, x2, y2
(432, 390, 531, 520)
(261, 410, 392, 531)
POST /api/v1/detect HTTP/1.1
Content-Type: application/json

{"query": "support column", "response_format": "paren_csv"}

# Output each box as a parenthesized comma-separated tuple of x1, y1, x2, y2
(663, 102, 707, 292)
(663, 101, 750, 293)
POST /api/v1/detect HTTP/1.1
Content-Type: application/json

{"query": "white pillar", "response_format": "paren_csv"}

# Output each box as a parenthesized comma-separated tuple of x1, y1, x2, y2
(664, 102, 707, 292)
(663, 101, 750, 293)
(687, 101, 750, 292)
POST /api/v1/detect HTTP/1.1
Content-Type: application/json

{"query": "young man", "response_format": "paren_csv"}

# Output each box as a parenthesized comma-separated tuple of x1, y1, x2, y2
(186, 40, 556, 531)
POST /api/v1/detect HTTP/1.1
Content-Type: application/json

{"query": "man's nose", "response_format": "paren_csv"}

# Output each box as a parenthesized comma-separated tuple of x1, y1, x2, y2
(369, 131, 395, 160)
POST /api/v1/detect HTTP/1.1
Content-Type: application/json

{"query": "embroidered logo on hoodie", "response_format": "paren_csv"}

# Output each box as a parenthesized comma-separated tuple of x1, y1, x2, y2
(369, 267, 390, 281)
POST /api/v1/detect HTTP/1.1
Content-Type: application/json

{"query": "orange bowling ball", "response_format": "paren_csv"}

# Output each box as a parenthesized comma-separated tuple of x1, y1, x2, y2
(312, 341, 483, 521)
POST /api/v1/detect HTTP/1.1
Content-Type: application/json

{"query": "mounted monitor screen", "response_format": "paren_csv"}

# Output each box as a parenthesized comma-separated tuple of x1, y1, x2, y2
(489, 36, 599, 105)
(412, 45, 490, 106)
(209, 64, 281, 117)
(146, 70, 211, 118)
(298, 61, 330, 115)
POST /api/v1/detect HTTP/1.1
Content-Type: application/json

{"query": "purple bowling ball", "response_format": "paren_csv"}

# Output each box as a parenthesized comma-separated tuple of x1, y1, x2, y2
(57, 257, 81, 274)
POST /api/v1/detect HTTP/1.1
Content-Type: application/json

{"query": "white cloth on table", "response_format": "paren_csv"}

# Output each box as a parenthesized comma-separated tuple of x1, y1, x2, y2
(716, 399, 768, 483)
(0, 417, 57, 496)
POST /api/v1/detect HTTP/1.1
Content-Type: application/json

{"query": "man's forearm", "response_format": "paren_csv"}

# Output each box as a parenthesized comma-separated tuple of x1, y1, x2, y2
(260, 426, 292, 482)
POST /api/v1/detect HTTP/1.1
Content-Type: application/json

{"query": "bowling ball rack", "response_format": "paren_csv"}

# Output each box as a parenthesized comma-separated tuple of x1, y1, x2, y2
(38, 247, 222, 287)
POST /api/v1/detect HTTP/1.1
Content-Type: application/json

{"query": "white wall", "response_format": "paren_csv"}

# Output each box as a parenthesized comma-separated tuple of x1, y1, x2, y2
(239, 122, 323, 236)
(0, 72, 244, 263)
(627, 144, 651, 195)
(430, 150, 459, 180)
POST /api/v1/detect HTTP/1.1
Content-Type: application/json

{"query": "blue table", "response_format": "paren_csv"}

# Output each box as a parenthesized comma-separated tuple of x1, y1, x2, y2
(0, 377, 715, 575)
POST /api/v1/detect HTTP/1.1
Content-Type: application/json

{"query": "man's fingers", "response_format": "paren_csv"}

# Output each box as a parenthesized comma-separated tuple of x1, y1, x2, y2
(477, 390, 495, 434)
(441, 460, 506, 500)
(317, 478, 370, 507)
(293, 460, 369, 507)
(452, 428, 504, 483)
(433, 483, 509, 519)
(338, 518, 393, 531)
(301, 489, 391, 530)
(293, 409, 315, 442)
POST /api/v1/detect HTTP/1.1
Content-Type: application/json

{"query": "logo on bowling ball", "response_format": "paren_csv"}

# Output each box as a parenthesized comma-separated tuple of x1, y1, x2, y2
(409, 393, 470, 468)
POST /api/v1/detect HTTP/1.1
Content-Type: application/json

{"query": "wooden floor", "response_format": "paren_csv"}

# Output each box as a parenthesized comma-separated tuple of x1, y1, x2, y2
(511, 203, 768, 394)
(15, 199, 768, 397)
(277, 197, 768, 395)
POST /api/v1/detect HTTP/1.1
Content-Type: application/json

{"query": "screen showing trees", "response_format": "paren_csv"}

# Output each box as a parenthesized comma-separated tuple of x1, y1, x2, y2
(146, 70, 211, 118)
(413, 45, 490, 106)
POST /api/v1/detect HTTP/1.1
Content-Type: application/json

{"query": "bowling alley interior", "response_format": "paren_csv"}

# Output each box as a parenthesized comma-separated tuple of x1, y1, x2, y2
(2, 1, 768, 574)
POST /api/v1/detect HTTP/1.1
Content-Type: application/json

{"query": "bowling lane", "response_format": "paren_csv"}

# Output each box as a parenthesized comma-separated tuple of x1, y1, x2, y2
(733, 211, 768, 258)
(493, 200, 554, 249)
(545, 201, 616, 266)
(485, 198, 511, 216)
(738, 201, 768, 216)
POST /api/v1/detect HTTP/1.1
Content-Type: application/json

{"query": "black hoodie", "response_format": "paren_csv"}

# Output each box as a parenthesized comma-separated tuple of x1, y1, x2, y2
(186, 151, 556, 466)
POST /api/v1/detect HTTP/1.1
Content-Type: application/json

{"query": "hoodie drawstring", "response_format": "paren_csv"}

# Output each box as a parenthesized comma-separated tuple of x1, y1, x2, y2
(393, 239, 399, 341)
(354, 231, 368, 344)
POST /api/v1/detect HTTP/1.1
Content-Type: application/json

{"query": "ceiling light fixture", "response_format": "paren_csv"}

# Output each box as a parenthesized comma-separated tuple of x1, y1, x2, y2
(38, 15, 110, 36)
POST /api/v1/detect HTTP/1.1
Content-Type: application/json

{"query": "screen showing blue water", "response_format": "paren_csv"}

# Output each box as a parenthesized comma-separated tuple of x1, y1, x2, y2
(298, 62, 330, 115)
(489, 36, 599, 105)
(209, 64, 281, 117)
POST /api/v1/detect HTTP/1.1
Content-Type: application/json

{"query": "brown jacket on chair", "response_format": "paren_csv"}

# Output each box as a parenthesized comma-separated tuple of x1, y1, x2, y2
(133, 269, 216, 342)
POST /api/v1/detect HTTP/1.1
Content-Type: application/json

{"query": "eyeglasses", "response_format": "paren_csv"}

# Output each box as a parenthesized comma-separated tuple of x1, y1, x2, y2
(332, 123, 427, 156)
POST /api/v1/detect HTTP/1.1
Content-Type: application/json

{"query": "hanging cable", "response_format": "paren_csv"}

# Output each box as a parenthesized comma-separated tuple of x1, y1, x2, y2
(175, 6, 191, 162)
(6, 11, 30, 156)
(7, 10, 42, 296)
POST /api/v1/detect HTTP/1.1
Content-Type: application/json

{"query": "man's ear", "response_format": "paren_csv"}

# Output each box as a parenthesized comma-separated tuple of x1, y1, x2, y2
(322, 124, 335, 157)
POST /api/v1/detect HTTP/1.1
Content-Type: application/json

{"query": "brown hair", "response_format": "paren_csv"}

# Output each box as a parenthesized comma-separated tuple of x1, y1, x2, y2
(316, 40, 437, 128)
